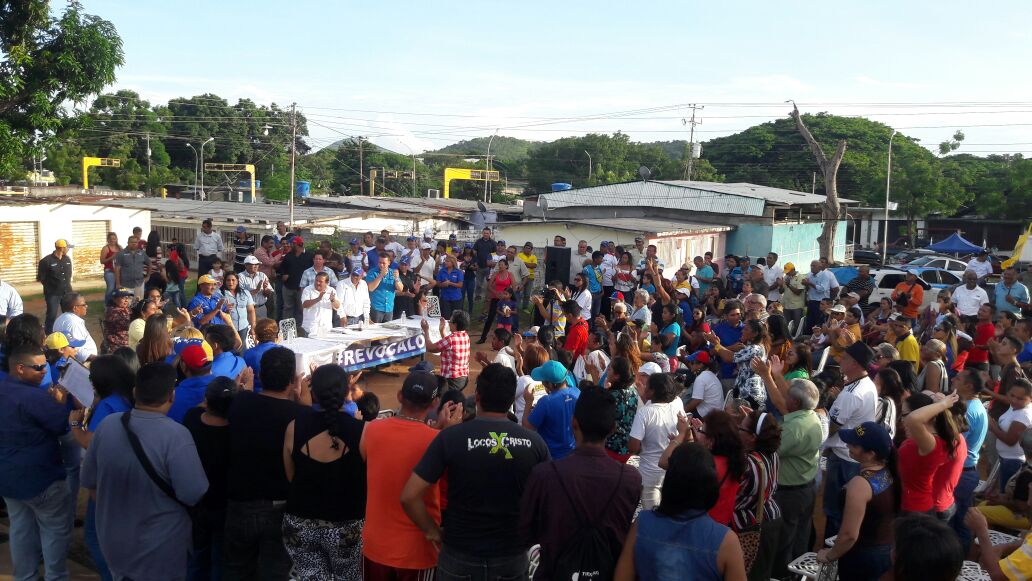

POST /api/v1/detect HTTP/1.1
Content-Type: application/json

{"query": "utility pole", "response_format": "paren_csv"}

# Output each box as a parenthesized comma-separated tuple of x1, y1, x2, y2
(146, 132, 151, 177)
(358, 137, 365, 196)
(584, 150, 592, 181)
(199, 137, 214, 199)
(412, 155, 417, 197)
(289, 102, 297, 228)
(485, 130, 497, 203)
(682, 104, 703, 180)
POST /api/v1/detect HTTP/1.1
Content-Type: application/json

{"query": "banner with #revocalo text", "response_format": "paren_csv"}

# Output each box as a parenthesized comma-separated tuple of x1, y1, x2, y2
(338, 334, 427, 372)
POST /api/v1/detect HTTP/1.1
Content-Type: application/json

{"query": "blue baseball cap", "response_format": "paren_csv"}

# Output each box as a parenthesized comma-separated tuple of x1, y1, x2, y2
(406, 236, 417, 242)
(400, 255, 412, 265)
(350, 267, 364, 276)
(531, 360, 569, 384)
(350, 238, 360, 245)
(464, 242, 473, 248)
(839, 421, 893, 459)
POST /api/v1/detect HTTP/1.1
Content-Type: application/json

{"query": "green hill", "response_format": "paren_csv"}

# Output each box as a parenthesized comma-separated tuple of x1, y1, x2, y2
(429, 136, 543, 161)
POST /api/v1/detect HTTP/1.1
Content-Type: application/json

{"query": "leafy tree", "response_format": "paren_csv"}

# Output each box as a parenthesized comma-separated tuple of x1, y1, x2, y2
(0, 0, 124, 179)
(891, 141, 972, 246)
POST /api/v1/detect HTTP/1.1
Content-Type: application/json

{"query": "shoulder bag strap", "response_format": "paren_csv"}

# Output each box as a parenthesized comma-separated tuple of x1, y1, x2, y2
(120, 413, 190, 509)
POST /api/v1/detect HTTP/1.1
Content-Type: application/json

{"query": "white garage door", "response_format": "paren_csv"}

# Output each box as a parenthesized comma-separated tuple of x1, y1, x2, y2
(71, 221, 110, 281)
(0, 222, 40, 284)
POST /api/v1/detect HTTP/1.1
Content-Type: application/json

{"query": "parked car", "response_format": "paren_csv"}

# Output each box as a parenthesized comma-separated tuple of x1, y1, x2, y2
(888, 248, 939, 265)
(851, 249, 883, 266)
(830, 266, 942, 310)
(906, 255, 968, 273)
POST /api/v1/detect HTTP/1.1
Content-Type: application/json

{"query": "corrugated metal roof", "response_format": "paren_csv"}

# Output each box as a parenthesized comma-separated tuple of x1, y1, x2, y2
(656, 181, 856, 205)
(89, 198, 367, 225)
(539, 180, 855, 217)
(499, 218, 733, 236)
(308, 196, 521, 217)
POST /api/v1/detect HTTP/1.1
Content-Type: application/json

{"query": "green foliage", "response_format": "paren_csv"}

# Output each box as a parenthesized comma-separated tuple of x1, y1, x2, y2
(429, 136, 543, 160)
(0, 0, 124, 179)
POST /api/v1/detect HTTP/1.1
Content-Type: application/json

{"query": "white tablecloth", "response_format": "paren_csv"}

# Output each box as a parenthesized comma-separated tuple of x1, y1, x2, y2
(283, 316, 447, 374)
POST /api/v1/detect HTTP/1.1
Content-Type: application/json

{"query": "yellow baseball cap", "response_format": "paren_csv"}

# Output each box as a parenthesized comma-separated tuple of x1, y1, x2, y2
(198, 274, 217, 285)
(784, 262, 795, 273)
(45, 332, 70, 350)
(55, 239, 73, 248)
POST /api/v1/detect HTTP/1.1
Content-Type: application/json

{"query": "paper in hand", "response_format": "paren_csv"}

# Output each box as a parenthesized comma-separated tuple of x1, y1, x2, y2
(60, 360, 94, 408)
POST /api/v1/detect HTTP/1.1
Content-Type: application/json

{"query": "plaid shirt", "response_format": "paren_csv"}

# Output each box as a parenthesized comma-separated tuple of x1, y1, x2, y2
(437, 331, 470, 379)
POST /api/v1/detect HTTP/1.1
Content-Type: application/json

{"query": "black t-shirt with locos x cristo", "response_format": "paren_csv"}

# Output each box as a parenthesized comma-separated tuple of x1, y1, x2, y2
(414, 417, 550, 557)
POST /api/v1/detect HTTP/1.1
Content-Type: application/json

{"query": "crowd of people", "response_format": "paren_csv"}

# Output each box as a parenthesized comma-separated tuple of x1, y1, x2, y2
(3, 221, 1032, 580)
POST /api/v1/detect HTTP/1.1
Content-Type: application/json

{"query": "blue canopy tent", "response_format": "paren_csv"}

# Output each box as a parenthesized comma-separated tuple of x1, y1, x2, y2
(926, 233, 983, 255)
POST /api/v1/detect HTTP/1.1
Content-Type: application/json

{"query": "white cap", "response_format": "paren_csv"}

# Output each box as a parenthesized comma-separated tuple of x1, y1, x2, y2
(421, 242, 433, 250)
(243, 255, 260, 265)
(638, 362, 663, 376)
(423, 228, 433, 238)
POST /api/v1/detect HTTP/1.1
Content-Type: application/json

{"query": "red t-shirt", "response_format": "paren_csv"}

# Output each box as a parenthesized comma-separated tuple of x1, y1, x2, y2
(968, 322, 995, 365)
(899, 436, 949, 512)
(933, 437, 967, 512)
(564, 320, 588, 358)
(709, 454, 741, 526)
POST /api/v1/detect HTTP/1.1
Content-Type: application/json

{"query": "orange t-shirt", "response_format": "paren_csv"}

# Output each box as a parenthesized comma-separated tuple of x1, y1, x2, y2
(361, 418, 442, 569)
(892, 281, 924, 319)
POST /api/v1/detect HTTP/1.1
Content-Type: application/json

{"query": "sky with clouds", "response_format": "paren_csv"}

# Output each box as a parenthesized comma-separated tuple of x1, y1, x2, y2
(87, 0, 1032, 155)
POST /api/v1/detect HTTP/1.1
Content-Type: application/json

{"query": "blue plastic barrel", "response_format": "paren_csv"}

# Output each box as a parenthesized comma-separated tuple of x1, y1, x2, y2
(551, 183, 573, 191)
(239, 180, 261, 189)
(296, 181, 311, 197)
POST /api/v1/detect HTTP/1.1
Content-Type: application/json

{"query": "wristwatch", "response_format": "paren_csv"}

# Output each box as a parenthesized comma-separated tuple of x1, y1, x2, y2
(70, 421, 83, 429)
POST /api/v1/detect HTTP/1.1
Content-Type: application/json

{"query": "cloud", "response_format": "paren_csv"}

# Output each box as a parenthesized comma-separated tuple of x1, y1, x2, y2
(853, 75, 927, 90)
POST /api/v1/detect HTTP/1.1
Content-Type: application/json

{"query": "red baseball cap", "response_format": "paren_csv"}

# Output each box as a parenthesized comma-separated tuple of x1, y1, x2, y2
(180, 344, 211, 371)
(687, 350, 711, 364)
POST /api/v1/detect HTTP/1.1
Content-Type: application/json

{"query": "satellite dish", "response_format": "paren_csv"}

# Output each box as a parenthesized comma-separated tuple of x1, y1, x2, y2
(476, 201, 487, 212)
(638, 165, 652, 181)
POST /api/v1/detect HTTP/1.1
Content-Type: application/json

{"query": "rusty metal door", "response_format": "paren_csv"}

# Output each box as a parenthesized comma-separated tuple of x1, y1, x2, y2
(71, 220, 110, 281)
(0, 222, 40, 284)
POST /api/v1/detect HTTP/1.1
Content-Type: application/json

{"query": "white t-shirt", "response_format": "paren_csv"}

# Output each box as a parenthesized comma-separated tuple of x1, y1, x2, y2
(493, 346, 516, 371)
(763, 265, 785, 301)
(952, 285, 990, 317)
(600, 262, 616, 287)
(998, 406, 1032, 461)
(53, 312, 97, 363)
(825, 375, 878, 462)
(514, 375, 547, 420)
(573, 290, 593, 317)
(690, 370, 724, 418)
(967, 258, 994, 280)
(300, 285, 336, 336)
(573, 349, 611, 382)
(629, 400, 684, 479)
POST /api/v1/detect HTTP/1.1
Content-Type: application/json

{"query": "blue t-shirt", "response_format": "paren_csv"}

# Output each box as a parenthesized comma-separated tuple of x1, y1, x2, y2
(582, 265, 603, 294)
(243, 341, 278, 392)
(211, 352, 246, 380)
(528, 386, 581, 460)
(1019, 341, 1032, 365)
(436, 268, 464, 302)
(365, 267, 398, 314)
(662, 323, 682, 357)
(167, 375, 211, 423)
(497, 300, 518, 326)
(964, 398, 989, 469)
(713, 321, 744, 379)
(188, 293, 226, 327)
(696, 265, 715, 294)
(88, 394, 132, 432)
(223, 289, 254, 331)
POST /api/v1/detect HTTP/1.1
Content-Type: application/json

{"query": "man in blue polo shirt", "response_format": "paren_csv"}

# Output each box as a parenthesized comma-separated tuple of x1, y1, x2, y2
(995, 266, 1031, 316)
(168, 344, 213, 423)
(205, 325, 246, 379)
(523, 360, 581, 460)
(712, 301, 745, 388)
(582, 251, 605, 324)
(366, 254, 404, 323)
(0, 346, 72, 580)
(188, 274, 229, 327)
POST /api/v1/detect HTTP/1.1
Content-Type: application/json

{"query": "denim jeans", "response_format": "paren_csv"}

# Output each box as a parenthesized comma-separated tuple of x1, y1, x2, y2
(442, 299, 463, 320)
(1000, 458, 1024, 494)
(838, 543, 892, 581)
(437, 546, 529, 581)
(823, 454, 861, 539)
(104, 270, 116, 302)
(950, 467, 980, 552)
(187, 507, 225, 581)
(85, 499, 113, 581)
(222, 501, 291, 581)
(59, 431, 80, 526)
(5, 479, 72, 581)
(464, 276, 477, 313)
(370, 309, 393, 324)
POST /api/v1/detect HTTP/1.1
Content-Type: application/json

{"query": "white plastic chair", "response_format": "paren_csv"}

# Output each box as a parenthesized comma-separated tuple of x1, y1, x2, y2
(278, 318, 297, 342)
(815, 347, 831, 374)
(425, 295, 442, 318)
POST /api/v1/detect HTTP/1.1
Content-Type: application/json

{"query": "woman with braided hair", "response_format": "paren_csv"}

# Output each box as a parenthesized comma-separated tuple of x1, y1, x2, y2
(282, 364, 367, 580)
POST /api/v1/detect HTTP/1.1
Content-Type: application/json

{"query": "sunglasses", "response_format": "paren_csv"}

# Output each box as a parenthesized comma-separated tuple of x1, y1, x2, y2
(21, 363, 47, 372)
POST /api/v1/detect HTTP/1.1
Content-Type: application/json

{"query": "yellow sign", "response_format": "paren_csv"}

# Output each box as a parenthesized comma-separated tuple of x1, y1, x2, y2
(81, 157, 121, 189)
(443, 167, 499, 199)
(204, 163, 256, 202)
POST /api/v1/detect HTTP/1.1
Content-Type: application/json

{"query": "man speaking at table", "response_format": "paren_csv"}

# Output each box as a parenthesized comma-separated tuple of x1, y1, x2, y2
(301, 272, 340, 337)
(366, 254, 404, 324)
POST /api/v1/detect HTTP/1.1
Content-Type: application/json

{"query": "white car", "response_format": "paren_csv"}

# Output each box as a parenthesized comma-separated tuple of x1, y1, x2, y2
(905, 255, 969, 273)
(830, 267, 937, 310)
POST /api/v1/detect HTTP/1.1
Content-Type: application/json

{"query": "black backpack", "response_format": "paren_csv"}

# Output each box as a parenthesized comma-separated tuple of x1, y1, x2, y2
(550, 463, 625, 581)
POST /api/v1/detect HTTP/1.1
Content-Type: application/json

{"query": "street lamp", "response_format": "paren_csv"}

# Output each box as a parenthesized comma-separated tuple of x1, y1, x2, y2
(185, 143, 199, 196)
(484, 129, 498, 203)
(584, 150, 592, 181)
(882, 129, 898, 265)
(199, 137, 214, 199)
